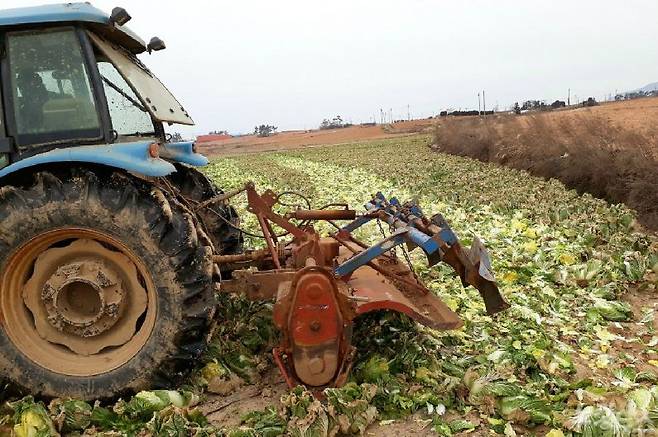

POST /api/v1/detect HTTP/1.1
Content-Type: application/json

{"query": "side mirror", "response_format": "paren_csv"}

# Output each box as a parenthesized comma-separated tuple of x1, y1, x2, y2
(109, 7, 131, 26)
(147, 37, 166, 53)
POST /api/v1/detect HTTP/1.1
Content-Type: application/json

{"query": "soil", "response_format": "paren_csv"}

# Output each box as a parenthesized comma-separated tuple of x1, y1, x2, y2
(530, 97, 658, 136)
(619, 285, 658, 374)
(551, 97, 658, 135)
(201, 369, 289, 428)
(366, 416, 436, 436)
(198, 97, 658, 159)
(200, 368, 439, 434)
(196, 119, 435, 157)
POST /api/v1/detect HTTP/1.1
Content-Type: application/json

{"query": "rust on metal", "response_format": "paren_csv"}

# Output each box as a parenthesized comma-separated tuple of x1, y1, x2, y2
(213, 248, 272, 264)
(273, 266, 354, 388)
(220, 269, 296, 300)
(346, 262, 462, 330)
(286, 209, 356, 221)
(0, 229, 156, 376)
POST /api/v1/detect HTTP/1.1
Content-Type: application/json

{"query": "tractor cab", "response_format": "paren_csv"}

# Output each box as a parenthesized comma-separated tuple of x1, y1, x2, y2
(0, 3, 193, 170)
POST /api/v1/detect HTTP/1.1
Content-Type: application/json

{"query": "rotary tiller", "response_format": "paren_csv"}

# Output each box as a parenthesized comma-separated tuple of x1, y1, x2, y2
(217, 183, 509, 389)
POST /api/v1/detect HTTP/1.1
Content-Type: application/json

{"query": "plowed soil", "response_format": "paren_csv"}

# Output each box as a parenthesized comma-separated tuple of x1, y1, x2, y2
(198, 97, 658, 158)
(197, 119, 435, 157)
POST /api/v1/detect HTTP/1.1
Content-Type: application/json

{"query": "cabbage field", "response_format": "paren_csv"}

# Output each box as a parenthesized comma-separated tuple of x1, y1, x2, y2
(2, 135, 658, 436)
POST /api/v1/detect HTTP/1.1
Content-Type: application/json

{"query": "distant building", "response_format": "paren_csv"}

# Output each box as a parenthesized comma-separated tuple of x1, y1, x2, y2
(582, 97, 598, 107)
(551, 100, 566, 109)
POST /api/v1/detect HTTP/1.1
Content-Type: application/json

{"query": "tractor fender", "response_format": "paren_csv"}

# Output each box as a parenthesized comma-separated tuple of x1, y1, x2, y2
(160, 141, 209, 167)
(0, 141, 207, 180)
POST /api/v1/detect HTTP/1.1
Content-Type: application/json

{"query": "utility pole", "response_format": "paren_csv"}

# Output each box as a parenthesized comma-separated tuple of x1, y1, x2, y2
(568, 88, 571, 106)
(477, 92, 481, 116)
(482, 90, 486, 118)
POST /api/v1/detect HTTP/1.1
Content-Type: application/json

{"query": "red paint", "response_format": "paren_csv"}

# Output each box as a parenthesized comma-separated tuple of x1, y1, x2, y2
(290, 272, 340, 346)
(195, 134, 232, 143)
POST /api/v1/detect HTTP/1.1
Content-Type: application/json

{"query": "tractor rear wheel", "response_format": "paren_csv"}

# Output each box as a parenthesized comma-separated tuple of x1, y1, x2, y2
(0, 169, 214, 399)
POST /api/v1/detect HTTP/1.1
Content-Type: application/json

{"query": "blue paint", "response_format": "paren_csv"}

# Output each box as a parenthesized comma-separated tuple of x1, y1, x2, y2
(334, 192, 462, 277)
(0, 3, 145, 49)
(406, 226, 441, 253)
(0, 141, 176, 179)
(341, 215, 373, 233)
(335, 231, 408, 277)
(161, 142, 208, 167)
(438, 228, 458, 245)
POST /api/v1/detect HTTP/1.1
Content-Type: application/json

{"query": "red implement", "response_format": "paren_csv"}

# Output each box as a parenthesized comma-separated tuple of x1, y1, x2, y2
(218, 184, 507, 389)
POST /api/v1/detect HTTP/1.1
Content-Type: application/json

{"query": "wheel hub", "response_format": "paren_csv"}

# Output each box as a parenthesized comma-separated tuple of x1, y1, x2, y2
(23, 239, 148, 356)
(41, 261, 124, 337)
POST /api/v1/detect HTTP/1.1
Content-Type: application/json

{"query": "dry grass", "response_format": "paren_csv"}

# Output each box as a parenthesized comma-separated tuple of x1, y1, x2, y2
(431, 113, 658, 230)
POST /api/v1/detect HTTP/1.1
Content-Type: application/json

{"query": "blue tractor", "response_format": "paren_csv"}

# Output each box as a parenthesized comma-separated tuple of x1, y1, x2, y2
(0, 2, 510, 403)
(0, 3, 242, 399)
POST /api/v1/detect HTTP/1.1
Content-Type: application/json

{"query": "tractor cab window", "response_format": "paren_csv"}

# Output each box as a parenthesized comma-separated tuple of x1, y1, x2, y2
(6, 28, 102, 148)
(96, 59, 155, 139)
(88, 32, 194, 127)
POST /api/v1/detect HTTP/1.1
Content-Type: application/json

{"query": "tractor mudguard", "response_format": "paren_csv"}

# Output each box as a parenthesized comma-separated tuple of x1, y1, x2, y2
(160, 141, 209, 167)
(0, 140, 207, 180)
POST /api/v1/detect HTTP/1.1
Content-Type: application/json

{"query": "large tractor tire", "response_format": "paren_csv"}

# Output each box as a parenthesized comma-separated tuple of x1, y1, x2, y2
(167, 164, 243, 258)
(0, 168, 215, 400)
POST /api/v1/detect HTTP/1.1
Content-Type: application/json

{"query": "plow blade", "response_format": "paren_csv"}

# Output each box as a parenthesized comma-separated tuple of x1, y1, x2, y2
(439, 235, 509, 315)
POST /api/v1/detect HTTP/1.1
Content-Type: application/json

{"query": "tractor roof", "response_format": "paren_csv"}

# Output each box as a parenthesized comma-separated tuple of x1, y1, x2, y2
(0, 3, 147, 53)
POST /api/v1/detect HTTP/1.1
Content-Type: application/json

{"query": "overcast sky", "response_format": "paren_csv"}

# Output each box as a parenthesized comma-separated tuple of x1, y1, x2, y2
(5, 1, 658, 136)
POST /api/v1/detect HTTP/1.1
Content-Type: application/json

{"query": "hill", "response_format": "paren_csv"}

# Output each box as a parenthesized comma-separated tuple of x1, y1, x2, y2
(638, 82, 658, 93)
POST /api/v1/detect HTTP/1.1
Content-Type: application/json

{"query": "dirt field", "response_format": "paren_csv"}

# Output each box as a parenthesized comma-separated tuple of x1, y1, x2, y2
(197, 97, 658, 159)
(539, 96, 658, 134)
(511, 97, 658, 160)
(196, 119, 435, 157)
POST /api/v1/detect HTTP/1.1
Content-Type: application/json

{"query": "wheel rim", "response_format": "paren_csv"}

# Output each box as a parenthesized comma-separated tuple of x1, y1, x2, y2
(0, 228, 157, 377)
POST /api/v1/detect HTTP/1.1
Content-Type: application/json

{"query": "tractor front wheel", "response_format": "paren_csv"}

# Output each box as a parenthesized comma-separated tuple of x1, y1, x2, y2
(0, 169, 214, 399)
